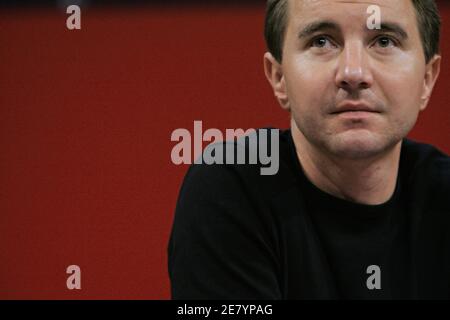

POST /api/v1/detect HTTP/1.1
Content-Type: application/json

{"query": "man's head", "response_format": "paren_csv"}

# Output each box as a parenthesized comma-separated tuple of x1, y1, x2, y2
(264, 0, 441, 160)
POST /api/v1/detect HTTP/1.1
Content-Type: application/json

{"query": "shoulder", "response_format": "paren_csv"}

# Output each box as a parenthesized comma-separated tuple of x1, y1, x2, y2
(402, 138, 450, 174)
(179, 128, 298, 202)
(402, 138, 450, 196)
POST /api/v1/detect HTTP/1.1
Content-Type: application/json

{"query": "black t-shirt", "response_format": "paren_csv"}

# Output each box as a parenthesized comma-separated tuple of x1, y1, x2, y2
(168, 128, 450, 299)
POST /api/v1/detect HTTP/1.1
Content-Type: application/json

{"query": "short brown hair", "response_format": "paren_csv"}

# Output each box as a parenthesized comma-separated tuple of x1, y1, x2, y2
(264, 0, 441, 63)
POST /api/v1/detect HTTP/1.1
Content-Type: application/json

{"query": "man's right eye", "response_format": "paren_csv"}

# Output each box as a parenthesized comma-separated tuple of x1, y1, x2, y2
(310, 36, 335, 48)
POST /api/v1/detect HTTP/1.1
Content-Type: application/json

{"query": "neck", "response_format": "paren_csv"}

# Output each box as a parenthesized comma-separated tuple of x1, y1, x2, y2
(291, 121, 402, 206)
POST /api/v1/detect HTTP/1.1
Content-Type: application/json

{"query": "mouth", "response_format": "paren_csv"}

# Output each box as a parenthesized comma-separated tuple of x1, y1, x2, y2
(332, 102, 381, 114)
(332, 110, 379, 120)
(332, 110, 379, 114)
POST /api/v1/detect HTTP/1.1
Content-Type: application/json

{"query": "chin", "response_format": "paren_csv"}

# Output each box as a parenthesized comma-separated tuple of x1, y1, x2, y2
(326, 131, 393, 160)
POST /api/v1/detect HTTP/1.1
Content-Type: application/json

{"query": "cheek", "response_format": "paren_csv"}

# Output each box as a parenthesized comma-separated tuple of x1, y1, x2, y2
(373, 62, 425, 135)
(375, 58, 425, 112)
(284, 57, 334, 111)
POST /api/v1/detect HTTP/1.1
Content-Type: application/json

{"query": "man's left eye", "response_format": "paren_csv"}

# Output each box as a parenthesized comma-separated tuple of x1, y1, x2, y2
(375, 36, 397, 48)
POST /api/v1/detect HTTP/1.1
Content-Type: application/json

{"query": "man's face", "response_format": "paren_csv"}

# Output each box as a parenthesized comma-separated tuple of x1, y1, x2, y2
(269, 0, 440, 159)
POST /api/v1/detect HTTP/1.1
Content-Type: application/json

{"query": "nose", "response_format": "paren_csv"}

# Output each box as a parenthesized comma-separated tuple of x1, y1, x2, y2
(335, 41, 373, 92)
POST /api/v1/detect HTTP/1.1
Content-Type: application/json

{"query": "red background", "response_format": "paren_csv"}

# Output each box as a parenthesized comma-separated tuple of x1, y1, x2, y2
(0, 2, 449, 299)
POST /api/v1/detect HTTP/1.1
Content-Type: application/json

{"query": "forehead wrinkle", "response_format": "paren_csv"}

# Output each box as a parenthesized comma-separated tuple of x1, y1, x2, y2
(300, 0, 393, 10)
(294, 0, 408, 26)
(335, 1, 387, 4)
(335, 1, 394, 11)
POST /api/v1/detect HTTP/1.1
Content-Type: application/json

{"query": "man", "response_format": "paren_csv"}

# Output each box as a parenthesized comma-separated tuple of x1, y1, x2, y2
(168, 0, 449, 299)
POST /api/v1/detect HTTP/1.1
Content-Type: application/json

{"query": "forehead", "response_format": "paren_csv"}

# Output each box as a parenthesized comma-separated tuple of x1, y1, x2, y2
(288, 0, 418, 29)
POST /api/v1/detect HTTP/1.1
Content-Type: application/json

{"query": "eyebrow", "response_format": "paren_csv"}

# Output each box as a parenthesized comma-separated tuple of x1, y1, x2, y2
(375, 22, 409, 40)
(297, 20, 409, 41)
(297, 20, 341, 39)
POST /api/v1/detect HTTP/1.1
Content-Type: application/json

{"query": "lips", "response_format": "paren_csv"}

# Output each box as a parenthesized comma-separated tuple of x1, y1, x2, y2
(332, 102, 380, 114)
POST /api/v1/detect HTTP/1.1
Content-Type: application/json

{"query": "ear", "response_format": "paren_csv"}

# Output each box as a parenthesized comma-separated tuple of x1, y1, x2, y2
(264, 52, 290, 111)
(419, 54, 441, 111)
